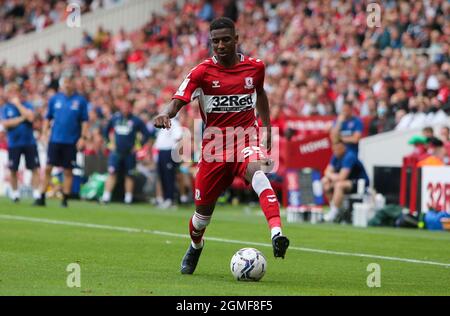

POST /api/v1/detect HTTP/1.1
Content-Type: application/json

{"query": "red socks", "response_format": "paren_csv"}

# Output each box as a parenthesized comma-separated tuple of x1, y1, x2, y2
(259, 189, 282, 229)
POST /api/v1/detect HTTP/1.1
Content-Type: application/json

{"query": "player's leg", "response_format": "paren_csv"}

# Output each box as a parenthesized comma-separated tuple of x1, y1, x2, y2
(25, 145, 41, 202)
(325, 180, 352, 222)
(321, 176, 333, 202)
(101, 152, 118, 203)
(180, 161, 232, 274)
(8, 147, 21, 202)
(180, 203, 216, 275)
(60, 144, 76, 207)
(35, 143, 57, 206)
(124, 176, 134, 204)
(123, 153, 136, 204)
(244, 160, 289, 259)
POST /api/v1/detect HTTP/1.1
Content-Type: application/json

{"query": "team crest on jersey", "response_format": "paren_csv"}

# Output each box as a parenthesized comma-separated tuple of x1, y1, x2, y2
(244, 77, 254, 89)
(212, 80, 220, 88)
(55, 102, 62, 109)
(7, 110, 14, 117)
(71, 101, 79, 110)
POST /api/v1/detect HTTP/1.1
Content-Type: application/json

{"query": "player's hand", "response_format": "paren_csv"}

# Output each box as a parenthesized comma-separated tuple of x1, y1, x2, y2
(11, 97, 21, 107)
(337, 114, 346, 123)
(153, 114, 171, 129)
(77, 138, 86, 151)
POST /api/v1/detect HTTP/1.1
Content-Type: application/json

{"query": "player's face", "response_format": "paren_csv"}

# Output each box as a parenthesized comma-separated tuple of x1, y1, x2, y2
(62, 79, 75, 95)
(119, 102, 132, 116)
(210, 28, 238, 61)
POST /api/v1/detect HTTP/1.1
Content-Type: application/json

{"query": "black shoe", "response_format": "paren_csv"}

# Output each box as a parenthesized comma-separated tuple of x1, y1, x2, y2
(61, 199, 68, 208)
(13, 197, 20, 203)
(33, 198, 46, 207)
(272, 233, 289, 259)
(180, 244, 203, 274)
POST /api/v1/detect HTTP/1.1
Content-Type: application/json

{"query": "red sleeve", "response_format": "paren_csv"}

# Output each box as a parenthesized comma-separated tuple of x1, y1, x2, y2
(172, 64, 204, 103)
(256, 60, 265, 93)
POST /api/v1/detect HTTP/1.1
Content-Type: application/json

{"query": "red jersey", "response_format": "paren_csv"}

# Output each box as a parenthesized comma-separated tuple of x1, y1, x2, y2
(173, 53, 265, 130)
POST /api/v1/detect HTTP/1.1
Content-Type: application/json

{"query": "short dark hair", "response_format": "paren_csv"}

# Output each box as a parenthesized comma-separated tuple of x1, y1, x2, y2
(428, 136, 443, 147)
(422, 126, 434, 134)
(210, 17, 235, 34)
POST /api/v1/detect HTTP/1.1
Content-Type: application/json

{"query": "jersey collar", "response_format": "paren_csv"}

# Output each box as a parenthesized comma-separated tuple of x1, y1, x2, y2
(212, 53, 244, 65)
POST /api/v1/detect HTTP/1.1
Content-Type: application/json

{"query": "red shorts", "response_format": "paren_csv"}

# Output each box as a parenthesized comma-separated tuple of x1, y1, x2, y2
(194, 146, 266, 206)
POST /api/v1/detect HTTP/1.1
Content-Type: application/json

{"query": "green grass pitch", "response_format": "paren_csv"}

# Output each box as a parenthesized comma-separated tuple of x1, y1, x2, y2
(0, 198, 449, 296)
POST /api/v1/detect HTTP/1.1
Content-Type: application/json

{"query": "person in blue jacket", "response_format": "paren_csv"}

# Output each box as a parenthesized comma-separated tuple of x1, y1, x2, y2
(1, 83, 41, 203)
(321, 139, 369, 222)
(101, 98, 151, 204)
(35, 77, 89, 208)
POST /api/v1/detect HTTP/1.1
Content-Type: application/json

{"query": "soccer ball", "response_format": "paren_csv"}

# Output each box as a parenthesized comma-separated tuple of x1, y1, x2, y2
(230, 248, 267, 281)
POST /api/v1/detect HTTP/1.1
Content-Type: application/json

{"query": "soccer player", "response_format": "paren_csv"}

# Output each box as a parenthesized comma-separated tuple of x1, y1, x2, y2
(1, 83, 41, 203)
(153, 17, 289, 274)
(35, 77, 89, 208)
(321, 139, 369, 222)
(101, 98, 151, 204)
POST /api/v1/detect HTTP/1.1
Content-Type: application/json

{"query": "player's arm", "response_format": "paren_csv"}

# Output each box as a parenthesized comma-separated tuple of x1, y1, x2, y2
(138, 118, 152, 146)
(77, 99, 90, 150)
(153, 98, 187, 129)
(336, 168, 351, 181)
(12, 98, 34, 122)
(1, 116, 26, 129)
(155, 65, 202, 129)
(324, 164, 336, 179)
(341, 132, 361, 144)
(330, 118, 343, 143)
(341, 120, 362, 144)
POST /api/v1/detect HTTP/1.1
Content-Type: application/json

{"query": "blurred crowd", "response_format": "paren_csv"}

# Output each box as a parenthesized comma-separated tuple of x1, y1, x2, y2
(0, 0, 449, 202)
(0, 0, 126, 41)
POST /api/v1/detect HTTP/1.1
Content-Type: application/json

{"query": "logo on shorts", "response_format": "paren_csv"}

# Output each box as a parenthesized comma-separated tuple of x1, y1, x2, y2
(244, 77, 254, 89)
(195, 189, 201, 201)
(212, 81, 220, 88)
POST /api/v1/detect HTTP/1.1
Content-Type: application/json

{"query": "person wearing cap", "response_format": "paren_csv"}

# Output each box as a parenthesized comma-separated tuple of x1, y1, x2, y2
(35, 77, 89, 208)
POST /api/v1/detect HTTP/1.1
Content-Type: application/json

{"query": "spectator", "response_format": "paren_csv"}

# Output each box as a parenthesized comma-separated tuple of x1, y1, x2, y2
(1, 83, 41, 203)
(417, 137, 447, 167)
(153, 117, 183, 208)
(422, 126, 435, 140)
(35, 76, 89, 208)
(368, 101, 396, 136)
(321, 139, 369, 222)
(101, 98, 151, 204)
(331, 101, 363, 155)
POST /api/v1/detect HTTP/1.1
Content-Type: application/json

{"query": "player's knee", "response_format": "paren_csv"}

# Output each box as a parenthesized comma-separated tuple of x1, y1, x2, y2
(192, 211, 211, 230)
(251, 170, 273, 197)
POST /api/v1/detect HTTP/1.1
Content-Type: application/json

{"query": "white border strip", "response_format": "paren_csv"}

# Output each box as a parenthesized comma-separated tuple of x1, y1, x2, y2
(1, 214, 449, 268)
